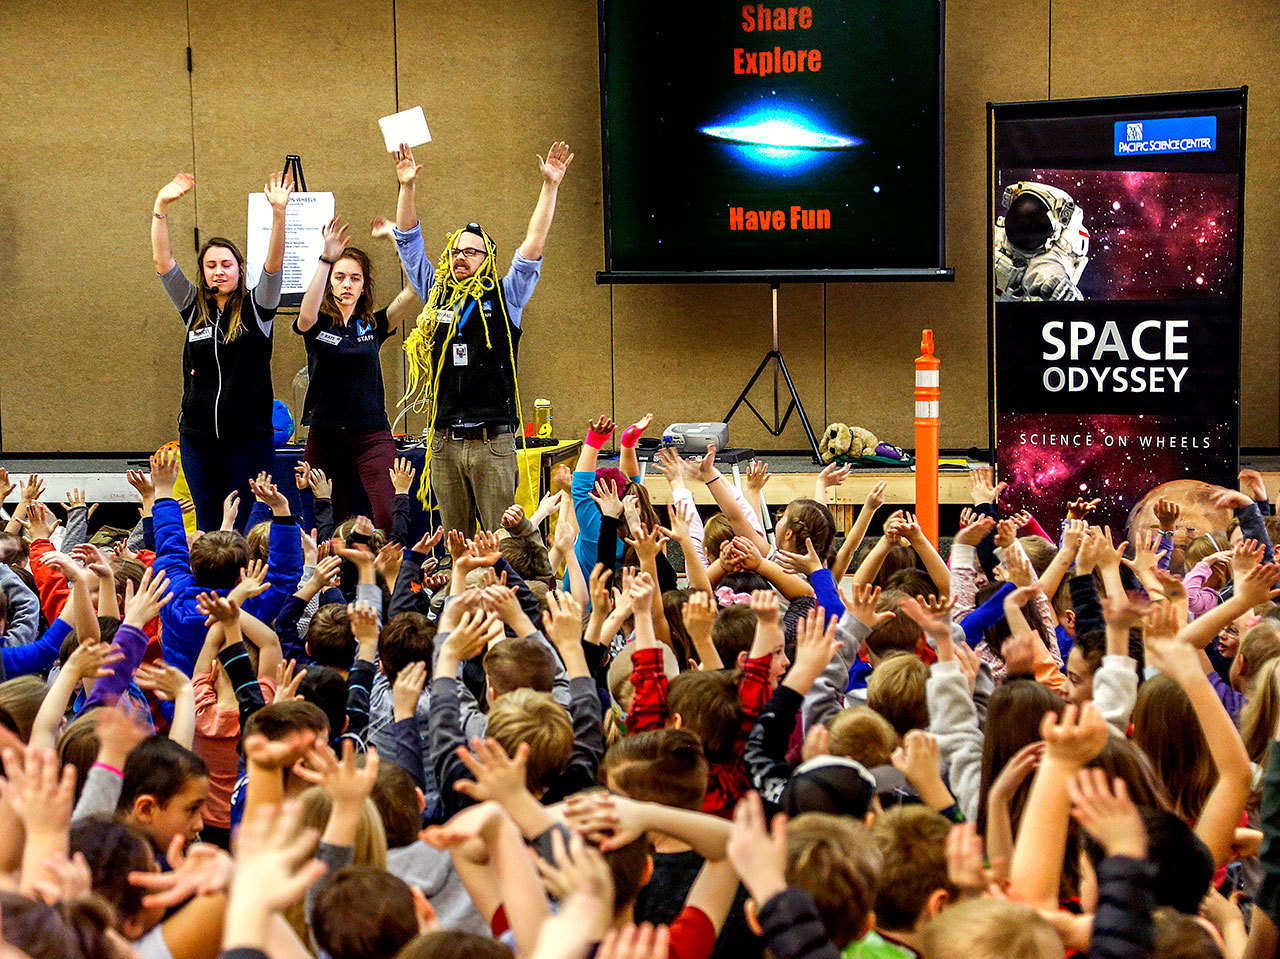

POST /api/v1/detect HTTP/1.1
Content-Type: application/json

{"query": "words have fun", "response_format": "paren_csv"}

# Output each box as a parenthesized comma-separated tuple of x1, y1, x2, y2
(1038, 319, 1190, 394)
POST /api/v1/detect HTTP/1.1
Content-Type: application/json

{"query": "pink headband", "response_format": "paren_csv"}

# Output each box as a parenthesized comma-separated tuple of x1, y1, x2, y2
(715, 586, 753, 607)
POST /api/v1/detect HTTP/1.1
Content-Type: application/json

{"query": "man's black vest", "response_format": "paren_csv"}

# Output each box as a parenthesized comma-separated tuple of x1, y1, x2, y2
(429, 283, 520, 428)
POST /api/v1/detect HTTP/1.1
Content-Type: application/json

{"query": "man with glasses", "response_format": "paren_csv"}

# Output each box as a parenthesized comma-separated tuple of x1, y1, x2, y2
(389, 139, 574, 535)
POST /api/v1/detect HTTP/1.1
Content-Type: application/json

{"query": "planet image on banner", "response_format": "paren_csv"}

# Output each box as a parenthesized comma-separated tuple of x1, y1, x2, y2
(700, 105, 862, 173)
(1126, 479, 1234, 545)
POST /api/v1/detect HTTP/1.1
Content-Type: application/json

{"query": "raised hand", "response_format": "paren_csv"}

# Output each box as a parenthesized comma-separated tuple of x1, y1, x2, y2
(819, 462, 852, 490)
(375, 543, 403, 586)
(248, 472, 289, 514)
(589, 478, 624, 518)
(129, 838, 234, 909)
(393, 660, 428, 721)
(264, 170, 295, 213)
(845, 583, 896, 630)
(537, 140, 575, 186)
(0, 468, 15, 501)
(243, 725, 320, 772)
(968, 466, 1005, 505)
(1234, 561, 1280, 608)
(221, 491, 241, 531)
(993, 518, 1018, 550)
(777, 537, 823, 576)
(225, 801, 327, 925)
(63, 641, 125, 682)
(454, 737, 530, 805)
(60, 488, 97, 521)
(320, 215, 350, 261)
(308, 467, 332, 499)
(393, 143, 422, 185)
(1153, 497, 1181, 533)
(150, 448, 180, 498)
(654, 447, 687, 484)
(0, 746, 77, 838)
(746, 460, 772, 498)
(864, 480, 888, 511)
(688, 445, 719, 484)
(458, 530, 502, 571)
(544, 590, 585, 650)
(273, 660, 305, 704)
(369, 215, 395, 240)
(628, 569, 656, 610)
(123, 568, 172, 627)
(1040, 702, 1108, 768)
(412, 525, 445, 556)
(134, 662, 193, 702)
(157, 173, 195, 205)
(293, 460, 312, 491)
(295, 740, 379, 806)
(1066, 497, 1101, 520)
(26, 502, 61, 541)
(1231, 539, 1265, 579)
(750, 589, 780, 627)
(71, 543, 112, 581)
(389, 457, 417, 495)
(125, 469, 155, 505)
(1067, 767, 1146, 859)
(1239, 469, 1269, 503)
(787, 606, 839, 689)
(726, 791, 788, 905)
(620, 413, 653, 448)
(624, 524, 670, 563)
(229, 559, 270, 606)
(899, 594, 954, 648)
(955, 513, 997, 547)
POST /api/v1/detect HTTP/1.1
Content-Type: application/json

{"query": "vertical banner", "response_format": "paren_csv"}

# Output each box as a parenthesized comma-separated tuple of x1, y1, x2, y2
(989, 89, 1246, 535)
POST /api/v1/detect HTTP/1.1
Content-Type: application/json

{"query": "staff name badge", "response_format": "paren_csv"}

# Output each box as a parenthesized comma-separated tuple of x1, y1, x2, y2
(316, 331, 343, 346)
(452, 342, 469, 366)
(188, 327, 214, 343)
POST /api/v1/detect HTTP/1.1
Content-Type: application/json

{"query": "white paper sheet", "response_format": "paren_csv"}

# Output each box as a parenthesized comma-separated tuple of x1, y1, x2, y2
(379, 106, 432, 152)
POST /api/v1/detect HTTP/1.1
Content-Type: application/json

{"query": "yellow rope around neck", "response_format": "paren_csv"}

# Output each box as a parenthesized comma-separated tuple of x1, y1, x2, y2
(399, 229, 535, 520)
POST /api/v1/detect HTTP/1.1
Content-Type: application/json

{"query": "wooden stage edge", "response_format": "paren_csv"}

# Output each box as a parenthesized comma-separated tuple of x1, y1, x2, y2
(640, 470, 1280, 508)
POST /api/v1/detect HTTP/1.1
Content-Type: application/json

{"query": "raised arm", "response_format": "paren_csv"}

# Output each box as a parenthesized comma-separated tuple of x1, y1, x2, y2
(392, 142, 422, 232)
(152, 173, 194, 274)
(832, 481, 886, 582)
(261, 171, 293, 275)
(296, 216, 350, 333)
(519, 141, 574, 261)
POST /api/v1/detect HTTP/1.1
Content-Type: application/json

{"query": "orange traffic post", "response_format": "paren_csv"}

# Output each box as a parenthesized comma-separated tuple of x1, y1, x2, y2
(914, 330, 940, 547)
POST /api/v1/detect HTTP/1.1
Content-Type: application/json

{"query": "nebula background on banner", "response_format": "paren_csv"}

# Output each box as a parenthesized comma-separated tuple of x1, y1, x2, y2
(998, 169, 1238, 299)
(997, 412, 1237, 533)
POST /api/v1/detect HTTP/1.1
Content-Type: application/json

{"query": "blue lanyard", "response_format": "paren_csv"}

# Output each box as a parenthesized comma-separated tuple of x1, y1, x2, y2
(456, 300, 479, 331)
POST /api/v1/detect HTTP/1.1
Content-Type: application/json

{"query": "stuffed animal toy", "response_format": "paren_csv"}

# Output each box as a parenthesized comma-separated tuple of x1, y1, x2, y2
(819, 423, 880, 463)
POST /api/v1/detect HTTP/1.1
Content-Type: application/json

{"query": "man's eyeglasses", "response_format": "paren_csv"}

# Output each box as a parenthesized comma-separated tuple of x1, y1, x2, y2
(450, 247, 486, 259)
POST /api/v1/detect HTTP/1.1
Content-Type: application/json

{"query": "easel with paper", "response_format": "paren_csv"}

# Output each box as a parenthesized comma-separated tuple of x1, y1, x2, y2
(246, 155, 334, 308)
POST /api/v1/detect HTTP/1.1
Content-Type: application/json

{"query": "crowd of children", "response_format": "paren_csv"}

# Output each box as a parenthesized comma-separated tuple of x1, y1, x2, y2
(1, 414, 1279, 959)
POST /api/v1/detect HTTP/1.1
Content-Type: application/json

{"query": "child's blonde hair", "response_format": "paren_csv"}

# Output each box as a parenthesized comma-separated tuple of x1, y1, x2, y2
(866, 652, 929, 736)
(828, 706, 900, 769)
(487, 689, 574, 792)
(921, 899, 1064, 959)
(785, 813, 881, 948)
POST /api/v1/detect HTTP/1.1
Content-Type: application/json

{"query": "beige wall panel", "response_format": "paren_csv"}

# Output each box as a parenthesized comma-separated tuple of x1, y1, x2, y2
(611, 283, 827, 451)
(0, 1, 192, 451)
(186, 0, 402, 436)
(394, 0, 611, 441)
(825, 0, 1050, 452)
(1051, 0, 1280, 446)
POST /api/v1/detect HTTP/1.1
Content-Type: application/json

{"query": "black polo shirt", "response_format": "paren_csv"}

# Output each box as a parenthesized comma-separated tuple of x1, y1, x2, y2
(296, 308, 394, 431)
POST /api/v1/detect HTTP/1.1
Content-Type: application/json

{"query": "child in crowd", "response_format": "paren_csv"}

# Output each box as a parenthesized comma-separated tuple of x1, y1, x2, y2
(3, 443, 1280, 959)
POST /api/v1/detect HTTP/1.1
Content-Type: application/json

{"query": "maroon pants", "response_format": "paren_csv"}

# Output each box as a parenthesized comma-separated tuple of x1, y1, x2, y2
(304, 425, 397, 532)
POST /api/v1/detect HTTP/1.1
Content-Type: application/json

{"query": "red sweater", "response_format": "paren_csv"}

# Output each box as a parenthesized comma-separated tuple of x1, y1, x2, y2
(627, 645, 773, 818)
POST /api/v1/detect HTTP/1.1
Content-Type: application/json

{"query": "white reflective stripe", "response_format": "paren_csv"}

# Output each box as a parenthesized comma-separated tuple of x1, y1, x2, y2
(915, 369, 939, 387)
(915, 401, 939, 418)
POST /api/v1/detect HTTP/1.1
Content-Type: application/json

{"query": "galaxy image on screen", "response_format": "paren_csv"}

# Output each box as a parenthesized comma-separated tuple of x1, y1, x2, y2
(997, 412, 1237, 533)
(997, 169, 1238, 299)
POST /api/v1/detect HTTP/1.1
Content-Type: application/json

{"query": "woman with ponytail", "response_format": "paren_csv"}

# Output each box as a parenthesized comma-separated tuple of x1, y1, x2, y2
(389, 139, 573, 535)
(294, 216, 420, 532)
(151, 170, 292, 532)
